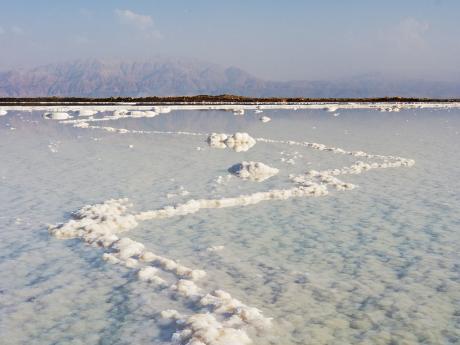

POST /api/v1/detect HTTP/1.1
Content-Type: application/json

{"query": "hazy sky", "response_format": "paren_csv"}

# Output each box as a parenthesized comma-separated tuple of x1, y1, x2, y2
(0, 0, 459, 81)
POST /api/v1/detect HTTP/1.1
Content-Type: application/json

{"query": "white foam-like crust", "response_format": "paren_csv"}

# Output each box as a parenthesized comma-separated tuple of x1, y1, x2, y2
(207, 133, 256, 152)
(229, 161, 279, 182)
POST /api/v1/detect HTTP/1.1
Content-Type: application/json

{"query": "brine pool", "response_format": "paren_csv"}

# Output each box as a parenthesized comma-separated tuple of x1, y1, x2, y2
(0, 107, 459, 345)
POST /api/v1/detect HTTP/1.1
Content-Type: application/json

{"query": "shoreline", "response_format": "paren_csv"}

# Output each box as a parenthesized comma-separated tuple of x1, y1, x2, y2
(1, 95, 460, 106)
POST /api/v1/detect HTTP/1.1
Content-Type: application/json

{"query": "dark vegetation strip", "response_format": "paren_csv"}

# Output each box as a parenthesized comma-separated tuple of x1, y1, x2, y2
(0, 94, 459, 106)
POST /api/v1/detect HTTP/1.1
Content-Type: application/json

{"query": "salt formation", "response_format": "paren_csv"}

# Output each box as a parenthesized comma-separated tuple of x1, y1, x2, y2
(77, 109, 98, 117)
(260, 116, 271, 123)
(163, 311, 253, 345)
(229, 161, 279, 182)
(43, 112, 71, 120)
(0, 109, 7, 116)
(49, 197, 272, 345)
(161, 289, 272, 345)
(46, 106, 420, 345)
(233, 108, 245, 115)
(207, 133, 256, 152)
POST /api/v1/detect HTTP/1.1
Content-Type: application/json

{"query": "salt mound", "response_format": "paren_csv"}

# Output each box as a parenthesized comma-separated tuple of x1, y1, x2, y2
(207, 132, 256, 152)
(43, 112, 71, 120)
(229, 161, 279, 182)
(77, 109, 98, 117)
(0, 109, 7, 116)
(260, 116, 271, 123)
(233, 108, 245, 115)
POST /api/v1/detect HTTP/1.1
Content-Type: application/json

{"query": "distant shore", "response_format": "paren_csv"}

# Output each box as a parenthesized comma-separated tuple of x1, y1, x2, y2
(0, 95, 459, 106)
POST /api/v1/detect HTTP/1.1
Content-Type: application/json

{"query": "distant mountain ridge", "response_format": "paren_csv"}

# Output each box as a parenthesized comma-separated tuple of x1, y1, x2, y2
(0, 58, 459, 98)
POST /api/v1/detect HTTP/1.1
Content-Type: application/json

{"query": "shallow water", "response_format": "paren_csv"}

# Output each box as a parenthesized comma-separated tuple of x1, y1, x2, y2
(0, 108, 459, 345)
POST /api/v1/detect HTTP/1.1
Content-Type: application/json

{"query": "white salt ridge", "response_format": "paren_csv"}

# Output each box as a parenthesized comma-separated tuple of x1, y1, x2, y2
(49, 198, 270, 345)
(256, 137, 414, 163)
(135, 185, 329, 223)
(48, 199, 206, 281)
(138, 267, 167, 286)
(2, 101, 460, 121)
(165, 312, 252, 345)
(233, 108, 245, 115)
(161, 289, 272, 345)
(61, 109, 161, 125)
(171, 279, 202, 298)
(260, 116, 271, 123)
(73, 124, 206, 137)
(229, 161, 279, 182)
(207, 133, 256, 152)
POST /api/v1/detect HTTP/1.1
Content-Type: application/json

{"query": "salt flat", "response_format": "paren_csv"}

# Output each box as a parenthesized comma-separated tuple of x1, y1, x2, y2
(0, 106, 458, 345)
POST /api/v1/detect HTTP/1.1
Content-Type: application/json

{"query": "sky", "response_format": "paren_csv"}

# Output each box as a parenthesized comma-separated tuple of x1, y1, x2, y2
(0, 0, 459, 81)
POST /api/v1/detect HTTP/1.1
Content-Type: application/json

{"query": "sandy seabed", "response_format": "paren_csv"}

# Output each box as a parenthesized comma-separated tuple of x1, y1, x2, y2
(0, 105, 459, 345)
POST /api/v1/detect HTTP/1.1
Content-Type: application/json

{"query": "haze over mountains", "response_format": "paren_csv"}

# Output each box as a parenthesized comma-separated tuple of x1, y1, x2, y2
(0, 58, 459, 98)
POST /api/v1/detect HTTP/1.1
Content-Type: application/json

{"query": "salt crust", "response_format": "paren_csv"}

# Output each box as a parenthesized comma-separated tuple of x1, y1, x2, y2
(47, 107, 417, 345)
(260, 116, 271, 123)
(207, 133, 256, 152)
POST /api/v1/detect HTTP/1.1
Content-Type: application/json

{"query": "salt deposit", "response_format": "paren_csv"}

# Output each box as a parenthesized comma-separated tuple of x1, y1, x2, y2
(228, 161, 279, 182)
(0, 109, 7, 116)
(32, 105, 437, 345)
(207, 132, 256, 152)
(260, 116, 271, 123)
(43, 112, 71, 120)
(77, 109, 98, 117)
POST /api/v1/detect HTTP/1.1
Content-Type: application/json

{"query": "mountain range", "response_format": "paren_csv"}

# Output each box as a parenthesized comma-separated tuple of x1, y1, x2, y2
(0, 58, 459, 98)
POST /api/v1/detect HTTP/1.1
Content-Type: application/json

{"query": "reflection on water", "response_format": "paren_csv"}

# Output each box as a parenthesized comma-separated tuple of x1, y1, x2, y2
(0, 108, 459, 344)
